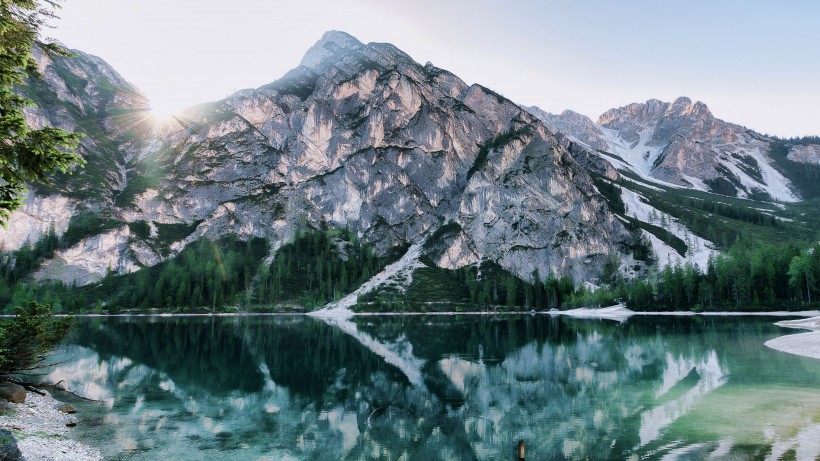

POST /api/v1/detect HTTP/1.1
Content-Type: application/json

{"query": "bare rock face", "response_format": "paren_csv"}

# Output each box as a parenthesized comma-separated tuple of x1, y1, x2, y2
(787, 144, 820, 165)
(527, 98, 799, 202)
(0, 195, 75, 252)
(299, 30, 365, 69)
(33, 226, 140, 285)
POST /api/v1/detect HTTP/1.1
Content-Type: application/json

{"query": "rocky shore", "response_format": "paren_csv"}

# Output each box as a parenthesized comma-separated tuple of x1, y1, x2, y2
(0, 386, 100, 461)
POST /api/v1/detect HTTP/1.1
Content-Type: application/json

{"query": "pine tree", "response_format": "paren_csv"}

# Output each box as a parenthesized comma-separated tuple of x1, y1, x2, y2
(0, 1, 84, 223)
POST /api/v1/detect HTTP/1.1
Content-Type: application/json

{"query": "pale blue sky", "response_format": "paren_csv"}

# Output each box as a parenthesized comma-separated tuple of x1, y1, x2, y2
(50, 0, 819, 136)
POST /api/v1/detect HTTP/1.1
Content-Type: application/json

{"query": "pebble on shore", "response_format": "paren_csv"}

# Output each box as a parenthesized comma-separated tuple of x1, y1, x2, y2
(0, 389, 101, 461)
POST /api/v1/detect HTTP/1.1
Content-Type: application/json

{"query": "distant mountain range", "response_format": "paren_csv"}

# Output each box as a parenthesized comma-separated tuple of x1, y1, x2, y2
(527, 99, 810, 202)
(2, 31, 819, 310)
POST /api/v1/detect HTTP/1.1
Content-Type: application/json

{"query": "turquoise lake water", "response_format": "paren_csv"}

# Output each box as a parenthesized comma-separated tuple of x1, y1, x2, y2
(47, 315, 820, 460)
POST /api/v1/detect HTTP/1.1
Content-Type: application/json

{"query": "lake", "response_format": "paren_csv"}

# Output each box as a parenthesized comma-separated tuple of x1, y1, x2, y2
(46, 315, 820, 460)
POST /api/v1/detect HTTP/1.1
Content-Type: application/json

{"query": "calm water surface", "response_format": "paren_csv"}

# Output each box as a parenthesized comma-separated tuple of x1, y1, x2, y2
(47, 315, 820, 460)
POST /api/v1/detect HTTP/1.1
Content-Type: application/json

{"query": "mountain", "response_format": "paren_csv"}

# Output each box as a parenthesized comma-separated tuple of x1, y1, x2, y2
(1, 32, 640, 302)
(526, 98, 820, 202)
(3, 45, 161, 284)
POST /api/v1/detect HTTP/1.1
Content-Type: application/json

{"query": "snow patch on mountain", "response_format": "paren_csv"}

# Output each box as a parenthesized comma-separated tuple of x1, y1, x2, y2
(619, 186, 715, 270)
(599, 127, 664, 178)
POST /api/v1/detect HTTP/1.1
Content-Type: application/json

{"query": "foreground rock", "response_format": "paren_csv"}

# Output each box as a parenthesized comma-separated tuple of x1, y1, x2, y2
(0, 390, 100, 461)
(0, 429, 22, 461)
(0, 384, 25, 405)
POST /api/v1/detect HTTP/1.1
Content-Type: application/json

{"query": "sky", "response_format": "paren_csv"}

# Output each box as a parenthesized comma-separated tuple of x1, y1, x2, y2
(49, 0, 819, 137)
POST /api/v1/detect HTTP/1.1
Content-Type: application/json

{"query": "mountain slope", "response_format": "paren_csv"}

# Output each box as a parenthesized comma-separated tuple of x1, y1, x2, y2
(2, 45, 160, 285)
(1, 32, 640, 301)
(527, 98, 810, 202)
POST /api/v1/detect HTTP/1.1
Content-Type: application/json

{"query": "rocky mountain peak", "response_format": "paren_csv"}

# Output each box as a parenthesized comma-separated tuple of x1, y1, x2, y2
(596, 99, 667, 127)
(666, 96, 712, 119)
(525, 106, 609, 151)
(672, 96, 692, 105)
(299, 30, 364, 69)
(557, 109, 593, 123)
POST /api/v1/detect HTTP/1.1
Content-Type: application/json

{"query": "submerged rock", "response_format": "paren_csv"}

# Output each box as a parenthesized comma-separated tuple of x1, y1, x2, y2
(57, 404, 77, 414)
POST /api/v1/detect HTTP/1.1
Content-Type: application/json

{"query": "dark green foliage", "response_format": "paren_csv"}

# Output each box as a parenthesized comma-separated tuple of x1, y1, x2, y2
(0, 225, 58, 290)
(592, 177, 625, 215)
(707, 165, 744, 197)
(616, 242, 820, 311)
(620, 179, 806, 250)
(703, 177, 738, 197)
(588, 176, 657, 261)
(257, 229, 404, 308)
(128, 221, 151, 240)
(3, 237, 269, 313)
(0, 301, 72, 381)
(623, 216, 687, 257)
(153, 221, 201, 248)
(734, 154, 764, 183)
(398, 265, 471, 306)
(103, 237, 267, 311)
(676, 195, 777, 226)
(0, 1, 83, 223)
(2, 228, 406, 313)
(356, 260, 580, 312)
(60, 212, 119, 249)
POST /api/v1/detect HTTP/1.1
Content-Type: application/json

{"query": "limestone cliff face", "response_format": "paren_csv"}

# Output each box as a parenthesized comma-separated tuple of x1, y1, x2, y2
(787, 144, 820, 165)
(527, 98, 800, 202)
(3, 32, 638, 286)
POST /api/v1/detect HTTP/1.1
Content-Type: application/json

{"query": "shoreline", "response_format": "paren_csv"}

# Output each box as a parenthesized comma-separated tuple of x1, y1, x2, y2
(765, 316, 820, 361)
(0, 389, 101, 461)
(1, 305, 817, 319)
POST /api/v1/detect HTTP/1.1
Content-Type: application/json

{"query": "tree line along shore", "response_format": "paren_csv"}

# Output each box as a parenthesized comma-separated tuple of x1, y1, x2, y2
(3, 228, 820, 314)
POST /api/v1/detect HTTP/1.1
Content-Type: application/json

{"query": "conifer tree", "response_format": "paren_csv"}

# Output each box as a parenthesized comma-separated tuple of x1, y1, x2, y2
(1, 0, 84, 223)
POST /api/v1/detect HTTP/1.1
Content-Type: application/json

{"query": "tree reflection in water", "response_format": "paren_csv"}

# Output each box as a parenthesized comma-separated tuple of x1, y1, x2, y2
(46, 315, 820, 460)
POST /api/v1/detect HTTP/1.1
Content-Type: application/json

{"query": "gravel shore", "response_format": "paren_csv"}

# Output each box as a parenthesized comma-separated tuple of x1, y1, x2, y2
(0, 390, 100, 461)
(765, 316, 820, 361)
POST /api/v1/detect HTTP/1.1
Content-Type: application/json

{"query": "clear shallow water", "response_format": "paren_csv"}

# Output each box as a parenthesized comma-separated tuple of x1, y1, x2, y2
(46, 315, 820, 460)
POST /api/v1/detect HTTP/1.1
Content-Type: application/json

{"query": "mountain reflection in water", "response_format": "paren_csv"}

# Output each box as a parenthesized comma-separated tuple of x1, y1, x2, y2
(46, 315, 820, 460)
